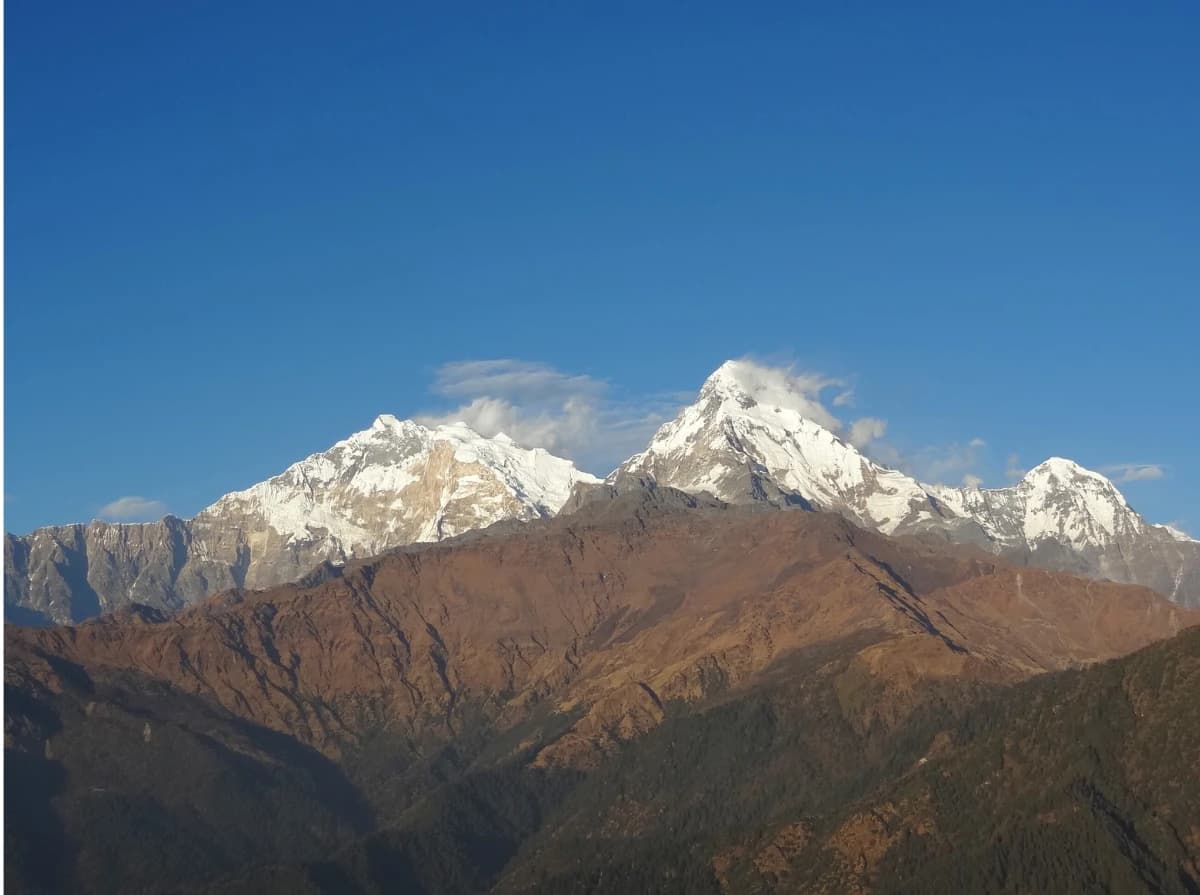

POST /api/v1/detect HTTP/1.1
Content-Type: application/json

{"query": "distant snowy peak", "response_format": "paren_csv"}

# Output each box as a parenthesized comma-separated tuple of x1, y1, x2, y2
(1016, 457, 1141, 547)
(205, 415, 599, 555)
(617, 360, 1183, 562)
(925, 458, 1199, 604)
(613, 360, 941, 534)
(929, 457, 1146, 551)
(616, 361, 1198, 606)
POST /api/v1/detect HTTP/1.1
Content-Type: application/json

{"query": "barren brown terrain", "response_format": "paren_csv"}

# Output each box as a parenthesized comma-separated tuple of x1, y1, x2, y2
(9, 498, 1193, 761)
(6, 495, 1198, 894)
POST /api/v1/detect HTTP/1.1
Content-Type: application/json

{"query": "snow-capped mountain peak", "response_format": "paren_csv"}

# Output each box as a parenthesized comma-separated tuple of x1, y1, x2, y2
(613, 360, 940, 534)
(171, 416, 602, 598)
(1014, 457, 1140, 548)
(10, 363, 1199, 627)
(207, 417, 598, 557)
(611, 361, 1198, 608)
(7, 413, 602, 623)
(1023, 457, 1117, 491)
(697, 359, 788, 405)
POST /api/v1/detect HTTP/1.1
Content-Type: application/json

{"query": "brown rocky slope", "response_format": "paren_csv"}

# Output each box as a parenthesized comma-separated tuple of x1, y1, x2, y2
(9, 494, 1193, 760)
(6, 493, 1198, 893)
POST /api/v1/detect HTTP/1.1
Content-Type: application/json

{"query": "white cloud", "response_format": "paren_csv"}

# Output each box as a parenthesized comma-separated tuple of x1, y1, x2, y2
(718, 360, 1002, 488)
(420, 395, 599, 459)
(97, 496, 168, 521)
(847, 417, 887, 449)
(962, 473, 984, 488)
(419, 357, 877, 476)
(718, 359, 932, 466)
(1102, 463, 1166, 483)
(417, 359, 678, 475)
(862, 441, 905, 469)
(430, 359, 606, 402)
(1161, 520, 1193, 539)
(911, 439, 987, 484)
(414, 358, 1010, 493)
(718, 359, 847, 432)
(1005, 453, 1027, 482)
(832, 388, 856, 408)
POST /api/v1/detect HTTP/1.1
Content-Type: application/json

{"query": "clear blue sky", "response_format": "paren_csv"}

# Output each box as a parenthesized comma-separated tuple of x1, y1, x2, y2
(5, 1, 1198, 534)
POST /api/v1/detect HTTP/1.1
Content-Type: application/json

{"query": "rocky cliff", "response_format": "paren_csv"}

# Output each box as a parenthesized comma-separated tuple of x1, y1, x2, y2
(5, 417, 598, 623)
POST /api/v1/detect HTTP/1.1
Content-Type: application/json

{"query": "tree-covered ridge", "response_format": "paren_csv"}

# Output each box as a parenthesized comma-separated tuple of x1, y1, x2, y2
(495, 626, 1200, 894)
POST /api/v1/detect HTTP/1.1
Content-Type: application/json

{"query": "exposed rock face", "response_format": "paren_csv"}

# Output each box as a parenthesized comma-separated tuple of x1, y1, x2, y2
(613, 361, 1200, 606)
(4, 516, 241, 625)
(5, 417, 598, 624)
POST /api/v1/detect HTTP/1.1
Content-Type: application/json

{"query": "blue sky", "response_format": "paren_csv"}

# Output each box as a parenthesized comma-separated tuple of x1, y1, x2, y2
(5, 2, 1198, 534)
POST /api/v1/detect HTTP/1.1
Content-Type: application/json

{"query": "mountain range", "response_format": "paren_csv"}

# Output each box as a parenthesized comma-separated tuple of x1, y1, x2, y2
(6, 360, 1198, 624)
(5, 418, 597, 623)
(6, 488, 1198, 893)
(613, 361, 1200, 604)
(7, 360, 1200, 893)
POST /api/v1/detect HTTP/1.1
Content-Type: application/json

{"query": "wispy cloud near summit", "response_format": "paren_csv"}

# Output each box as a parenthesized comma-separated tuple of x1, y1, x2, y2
(430, 360, 606, 403)
(418, 357, 1005, 487)
(416, 359, 676, 475)
(1103, 463, 1166, 483)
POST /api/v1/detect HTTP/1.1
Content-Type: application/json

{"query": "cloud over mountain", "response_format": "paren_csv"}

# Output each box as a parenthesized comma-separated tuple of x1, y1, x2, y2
(417, 359, 676, 474)
(1104, 463, 1166, 483)
(96, 496, 168, 521)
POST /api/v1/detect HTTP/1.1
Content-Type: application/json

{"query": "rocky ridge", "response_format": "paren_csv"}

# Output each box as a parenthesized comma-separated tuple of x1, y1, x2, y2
(6, 496, 1198, 893)
(5, 417, 597, 623)
(7, 360, 1198, 623)
(613, 361, 1200, 606)
(8, 500, 1193, 759)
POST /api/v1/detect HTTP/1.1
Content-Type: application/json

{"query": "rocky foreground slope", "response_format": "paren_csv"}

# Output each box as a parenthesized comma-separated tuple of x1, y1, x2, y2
(6, 495, 1197, 893)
